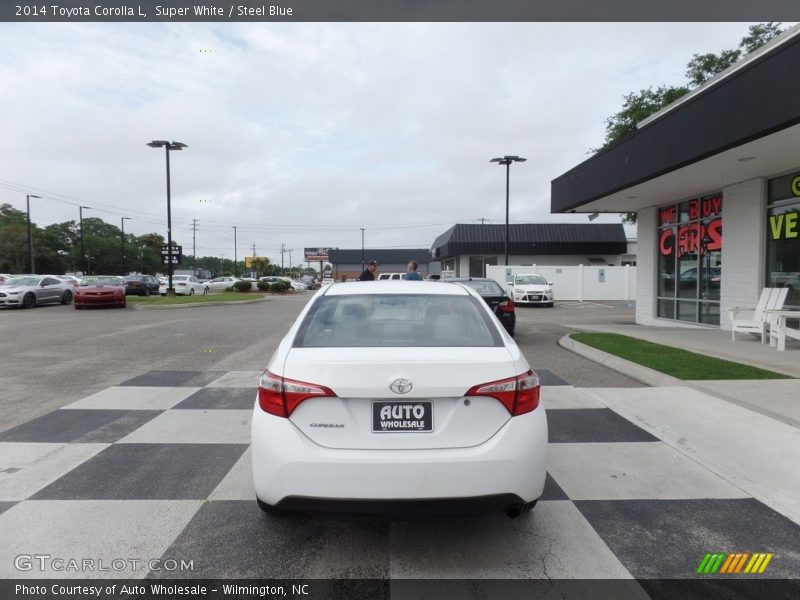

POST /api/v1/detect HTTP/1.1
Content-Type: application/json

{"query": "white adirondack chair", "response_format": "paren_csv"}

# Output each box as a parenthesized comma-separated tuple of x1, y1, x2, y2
(728, 288, 779, 342)
(764, 287, 792, 347)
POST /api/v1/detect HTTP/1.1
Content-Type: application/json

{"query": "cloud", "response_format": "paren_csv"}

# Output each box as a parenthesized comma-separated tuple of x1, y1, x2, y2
(0, 21, 764, 264)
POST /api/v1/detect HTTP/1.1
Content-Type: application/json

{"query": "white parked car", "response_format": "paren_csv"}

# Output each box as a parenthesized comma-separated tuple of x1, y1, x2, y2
(251, 280, 547, 517)
(206, 276, 241, 290)
(158, 275, 208, 296)
(377, 272, 403, 280)
(508, 274, 554, 307)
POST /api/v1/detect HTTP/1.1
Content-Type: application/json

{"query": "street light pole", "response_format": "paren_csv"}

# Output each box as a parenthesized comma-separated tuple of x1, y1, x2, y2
(490, 155, 526, 266)
(232, 226, 238, 276)
(360, 227, 365, 273)
(121, 217, 131, 275)
(79, 206, 91, 275)
(147, 140, 187, 297)
(26, 194, 41, 273)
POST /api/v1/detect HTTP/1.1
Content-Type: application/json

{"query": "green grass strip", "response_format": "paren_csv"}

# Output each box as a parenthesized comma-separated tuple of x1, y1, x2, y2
(571, 332, 792, 380)
(127, 292, 266, 305)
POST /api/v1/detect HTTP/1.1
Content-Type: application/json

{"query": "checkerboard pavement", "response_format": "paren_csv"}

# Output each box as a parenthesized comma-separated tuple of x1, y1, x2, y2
(1, 369, 799, 581)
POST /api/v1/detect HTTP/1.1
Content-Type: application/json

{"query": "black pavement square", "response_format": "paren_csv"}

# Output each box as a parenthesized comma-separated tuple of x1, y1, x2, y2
(0, 501, 16, 516)
(118, 370, 226, 387)
(540, 472, 569, 501)
(547, 408, 659, 443)
(174, 387, 256, 410)
(151, 500, 390, 578)
(534, 369, 570, 386)
(0, 409, 162, 443)
(575, 498, 800, 579)
(31, 443, 248, 500)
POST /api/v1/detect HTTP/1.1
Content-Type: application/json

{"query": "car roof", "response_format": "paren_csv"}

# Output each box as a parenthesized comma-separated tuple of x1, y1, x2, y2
(323, 281, 468, 296)
(446, 277, 498, 282)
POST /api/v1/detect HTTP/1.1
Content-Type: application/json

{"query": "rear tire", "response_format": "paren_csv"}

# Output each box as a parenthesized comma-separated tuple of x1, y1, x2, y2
(144, 289, 151, 297)
(22, 293, 35, 309)
(61, 291, 73, 305)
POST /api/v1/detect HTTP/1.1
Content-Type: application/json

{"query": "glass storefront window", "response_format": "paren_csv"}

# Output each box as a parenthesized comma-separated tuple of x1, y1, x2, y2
(657, 194, 723, 324)
(766, 171, 800, 310)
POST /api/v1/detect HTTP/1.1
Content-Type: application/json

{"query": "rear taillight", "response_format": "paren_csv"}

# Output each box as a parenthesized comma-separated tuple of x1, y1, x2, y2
(465, 370, 540, 416)
(258, 370, 337, 417)
(499, 298, 515, 313)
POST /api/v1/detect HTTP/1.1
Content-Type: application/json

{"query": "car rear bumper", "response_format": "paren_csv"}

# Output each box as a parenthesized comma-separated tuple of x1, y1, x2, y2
(251, 404, 547, 511)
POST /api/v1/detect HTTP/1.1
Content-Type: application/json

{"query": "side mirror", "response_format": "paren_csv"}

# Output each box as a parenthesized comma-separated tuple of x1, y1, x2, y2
(507, 281, 513, 286)
(548, 281, 553, 286)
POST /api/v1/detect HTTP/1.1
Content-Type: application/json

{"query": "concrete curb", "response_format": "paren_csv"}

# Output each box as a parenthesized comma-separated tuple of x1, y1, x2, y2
(558, 333, 682, 387)
(132, 295, 270, 310)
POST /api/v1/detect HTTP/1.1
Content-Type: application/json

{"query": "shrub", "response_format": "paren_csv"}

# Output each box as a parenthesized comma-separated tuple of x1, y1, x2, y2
(257, 280, 270, 292)
(270, 281, 289, 293)
(224, 286, 235, 292)
(234, 280, 252, 292)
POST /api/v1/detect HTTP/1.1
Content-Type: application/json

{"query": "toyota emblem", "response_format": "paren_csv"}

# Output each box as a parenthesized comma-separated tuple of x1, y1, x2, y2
(389, 378, 413, 394)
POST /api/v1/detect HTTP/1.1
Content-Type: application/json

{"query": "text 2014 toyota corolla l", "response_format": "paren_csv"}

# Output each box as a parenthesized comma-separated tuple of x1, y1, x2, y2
(251, 280, 547, 517)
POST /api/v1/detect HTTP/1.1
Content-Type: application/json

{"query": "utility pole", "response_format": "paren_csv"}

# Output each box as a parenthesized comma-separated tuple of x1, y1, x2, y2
(280, 242, 285, 272)
(192, 219, 198, 277)
(121, 217, 131, 275)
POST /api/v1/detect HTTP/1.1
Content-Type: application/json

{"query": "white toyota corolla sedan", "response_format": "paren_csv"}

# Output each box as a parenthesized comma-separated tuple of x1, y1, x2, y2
(251, 280, 547, 518)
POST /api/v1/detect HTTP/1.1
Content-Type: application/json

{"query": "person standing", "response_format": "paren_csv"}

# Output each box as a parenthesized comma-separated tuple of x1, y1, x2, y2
(358, 260, 378, 281)
(404, 260, 423, 280)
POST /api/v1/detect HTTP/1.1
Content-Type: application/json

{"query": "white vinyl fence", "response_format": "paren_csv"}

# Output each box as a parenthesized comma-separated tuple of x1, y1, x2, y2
(485, 265, 637, 301)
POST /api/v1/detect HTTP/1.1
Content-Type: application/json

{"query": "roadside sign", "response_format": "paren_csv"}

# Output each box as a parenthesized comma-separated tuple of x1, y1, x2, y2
(305, 247, 332, 262)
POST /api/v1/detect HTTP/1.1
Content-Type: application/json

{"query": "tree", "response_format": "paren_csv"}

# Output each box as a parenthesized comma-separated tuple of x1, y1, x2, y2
(600, 85, 690, 152)
(599, 23, 784, 224)
(686, 22, 783, 86)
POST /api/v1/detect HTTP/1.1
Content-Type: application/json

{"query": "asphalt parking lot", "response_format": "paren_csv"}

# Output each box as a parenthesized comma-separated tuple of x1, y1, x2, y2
(1, 294, 799, 593)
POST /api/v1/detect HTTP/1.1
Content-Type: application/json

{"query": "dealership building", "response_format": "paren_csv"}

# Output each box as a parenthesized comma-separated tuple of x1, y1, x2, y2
(551, 25, 800, 328)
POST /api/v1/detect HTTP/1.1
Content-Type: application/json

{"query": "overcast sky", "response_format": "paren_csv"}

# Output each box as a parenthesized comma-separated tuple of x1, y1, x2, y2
(0, 22, 771, 266)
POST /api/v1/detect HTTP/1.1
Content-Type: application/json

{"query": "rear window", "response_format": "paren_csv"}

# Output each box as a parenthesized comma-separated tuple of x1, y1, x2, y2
(458, 280, 505, 295)
(294, 294, 503, 348)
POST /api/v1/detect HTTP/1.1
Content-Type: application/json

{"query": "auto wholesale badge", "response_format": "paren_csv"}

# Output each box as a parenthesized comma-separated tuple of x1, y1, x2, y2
(389, 379, 413, 394)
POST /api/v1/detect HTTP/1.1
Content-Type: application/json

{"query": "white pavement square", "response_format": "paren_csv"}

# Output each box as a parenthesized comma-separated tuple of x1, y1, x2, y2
(540, 386, 607, 410)
(206, 371, 263, 388)
(389, 501, 640, 580)
(118, 410, 252, 444)
(0, 500, 203, 578)
(547, 442, 749, 501)
(0, 443, 108, 501)
(61, 387, 201, 410)
(586, 385, 800, 524)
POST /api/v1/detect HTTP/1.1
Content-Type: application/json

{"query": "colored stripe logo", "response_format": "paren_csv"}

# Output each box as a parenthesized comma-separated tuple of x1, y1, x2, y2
(697, 552, 773, 574)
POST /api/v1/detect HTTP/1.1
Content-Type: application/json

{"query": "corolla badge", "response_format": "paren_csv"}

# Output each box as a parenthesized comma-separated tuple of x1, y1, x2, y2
(389, 378, 413, 394)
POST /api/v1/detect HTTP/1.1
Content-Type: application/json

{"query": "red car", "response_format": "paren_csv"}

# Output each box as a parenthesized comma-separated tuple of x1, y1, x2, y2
(74, 276, 126, 309)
